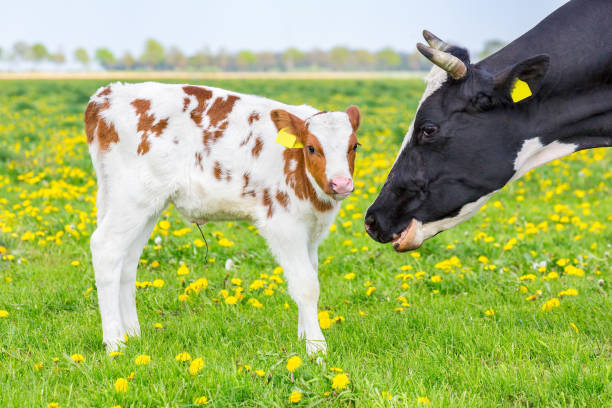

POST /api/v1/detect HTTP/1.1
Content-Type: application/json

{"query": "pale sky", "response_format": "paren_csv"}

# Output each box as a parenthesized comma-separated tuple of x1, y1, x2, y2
(0, 0, 569, 56)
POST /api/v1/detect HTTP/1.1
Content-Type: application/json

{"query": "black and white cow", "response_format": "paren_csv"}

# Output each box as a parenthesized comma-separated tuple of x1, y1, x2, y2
(365, 0, 612, 251)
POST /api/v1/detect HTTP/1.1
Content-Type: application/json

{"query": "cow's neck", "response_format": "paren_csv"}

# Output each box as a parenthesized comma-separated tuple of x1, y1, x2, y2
(479, 0, 612, 180)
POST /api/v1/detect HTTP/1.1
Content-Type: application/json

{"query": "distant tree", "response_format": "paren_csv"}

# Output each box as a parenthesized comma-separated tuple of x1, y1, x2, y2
(12, 42, 29, 60)
(216, 48, 232, 71)
(140, 38, 165, 69)
(166, 47, 188, 70)
(0, 47, 3, 60)
(354, 49, 375, 70)
(308, 49, 328, 69)
(255, 52, 278, 71)
(95, 48, 116, 69)
(49, 50, 66, 64)
(30, 43, 49, 61)
(329, 46, 350, 70)
(404, 51, 429, 71)
(282, 48, 305, 70)
(236, 50, 257, 71)
(74, 48, 90, 66)
(188, 48, 212, 70)
(479, 39, 506, 60)
(120, 52, 136, 70)
(376, 47, 401, 70)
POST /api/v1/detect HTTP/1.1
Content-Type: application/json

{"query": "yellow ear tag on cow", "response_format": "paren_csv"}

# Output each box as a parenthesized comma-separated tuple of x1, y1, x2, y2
(276, 128, 303, 149)
(511, 79, 532, 103)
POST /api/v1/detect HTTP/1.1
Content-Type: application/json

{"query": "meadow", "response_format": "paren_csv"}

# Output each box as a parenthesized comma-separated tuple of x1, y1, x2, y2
(0, 78, 610, 408)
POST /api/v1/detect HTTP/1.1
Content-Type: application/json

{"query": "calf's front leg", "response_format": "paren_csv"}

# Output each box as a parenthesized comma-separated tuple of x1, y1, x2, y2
(261, 225, 326, 355)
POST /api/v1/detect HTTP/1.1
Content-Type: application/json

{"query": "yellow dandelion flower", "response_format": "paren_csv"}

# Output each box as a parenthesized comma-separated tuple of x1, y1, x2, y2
(365, 286, 376, 296)
(175, 352, 192, 362)
(286, 355, 302, 372)
(193, 396, 209, 405)
(570, 322, 579, 333)
(108, 351, 123, 357)
(485, 309, 495, 316)
(541, 297, 561, 312)
(71, 354, 84, 363)
(318, 311, 332, 329)
(134, 354, 151, 365)
(189, 358, 204, 375)
(330, 367, 343, 372)
(47, 403, 60, 408)
(218, 238, 234, 247)
(114, 378, 128, 392)
(331, 373, 349, 390)
(71, 260, 80, 266)
(417, 396, 431, 405)
(289, 390, 302, 403)
(255, 369, 265, 377)
(558, 288, 578, 297)
(225, 295, 238, 305)
(177, 264, 190, 276)
(344, 273, 355, 280)
(430, 275, 442, 283)
(152, 279, 165, 288)
(0, 310, 9, 318)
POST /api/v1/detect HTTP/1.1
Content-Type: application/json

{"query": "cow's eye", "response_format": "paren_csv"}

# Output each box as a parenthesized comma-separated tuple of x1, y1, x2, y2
(420, 123, 439, 141)
(307, 145, 316, 154)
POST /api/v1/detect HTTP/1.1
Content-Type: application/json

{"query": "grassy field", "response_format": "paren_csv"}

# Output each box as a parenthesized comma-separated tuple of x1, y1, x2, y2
(0, 79, 610, 408)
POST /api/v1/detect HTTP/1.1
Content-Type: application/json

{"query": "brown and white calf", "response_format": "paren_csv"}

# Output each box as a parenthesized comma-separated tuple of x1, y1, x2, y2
(85, 82, 360, 354)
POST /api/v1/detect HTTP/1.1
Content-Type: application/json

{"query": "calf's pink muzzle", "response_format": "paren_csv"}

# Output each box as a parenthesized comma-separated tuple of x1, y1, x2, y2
(330, 177, 354, 196)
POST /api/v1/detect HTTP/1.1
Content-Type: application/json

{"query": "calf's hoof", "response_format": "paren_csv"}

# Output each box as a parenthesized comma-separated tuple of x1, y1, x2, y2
(306, 339, 327, 356)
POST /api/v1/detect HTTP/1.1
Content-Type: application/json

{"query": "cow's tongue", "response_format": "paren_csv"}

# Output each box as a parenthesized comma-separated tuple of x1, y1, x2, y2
(392, 219, 423, 252)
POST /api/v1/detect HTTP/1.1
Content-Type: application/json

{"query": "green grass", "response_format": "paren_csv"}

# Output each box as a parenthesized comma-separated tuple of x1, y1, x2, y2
(0, 79, 610, 407)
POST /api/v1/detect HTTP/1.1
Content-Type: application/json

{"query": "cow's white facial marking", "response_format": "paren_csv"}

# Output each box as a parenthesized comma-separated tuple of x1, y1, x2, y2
(413, 137, 578, 242)
(510, 138, 578, 182)
(397, 66, 448, 158)
(420, 193, 493, 241)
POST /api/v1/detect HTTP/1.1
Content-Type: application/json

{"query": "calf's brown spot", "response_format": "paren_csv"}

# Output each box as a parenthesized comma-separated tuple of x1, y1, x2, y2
(182, 86, 213, 126)
(262, 188, 274, 218)
(251, 137, 264, 157)
(207, 95, 240, 128)
(131, 99, 169, 155)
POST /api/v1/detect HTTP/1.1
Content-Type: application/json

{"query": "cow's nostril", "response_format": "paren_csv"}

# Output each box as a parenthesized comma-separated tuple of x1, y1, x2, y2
(364, 214, 376, 229)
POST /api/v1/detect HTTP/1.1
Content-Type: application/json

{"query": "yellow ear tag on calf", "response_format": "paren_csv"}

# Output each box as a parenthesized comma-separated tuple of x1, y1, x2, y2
(276, 128, 304, 149)
(511, 79, 532, 103)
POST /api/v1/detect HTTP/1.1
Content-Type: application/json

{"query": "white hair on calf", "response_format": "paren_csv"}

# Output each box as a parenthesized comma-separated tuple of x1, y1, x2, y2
(85, 82, 360, 356)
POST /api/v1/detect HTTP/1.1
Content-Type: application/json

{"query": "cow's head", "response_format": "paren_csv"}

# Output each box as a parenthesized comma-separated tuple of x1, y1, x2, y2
(365, 31, 551, 251)
(271, 106, 361, 201)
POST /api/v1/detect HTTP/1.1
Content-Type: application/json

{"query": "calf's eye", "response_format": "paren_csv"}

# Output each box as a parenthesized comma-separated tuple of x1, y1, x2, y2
(352, 143, 360, 152)
(307, 145, 315, 154)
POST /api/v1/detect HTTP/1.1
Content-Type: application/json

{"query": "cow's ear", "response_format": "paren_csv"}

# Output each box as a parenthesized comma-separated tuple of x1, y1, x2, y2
(270, 109, 306, 138)
(346, 105, 361, 132)
(493, 54, 550, 102)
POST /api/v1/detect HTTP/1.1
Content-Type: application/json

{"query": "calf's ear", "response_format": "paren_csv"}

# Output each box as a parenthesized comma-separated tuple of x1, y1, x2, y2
(270, 109, 305, 137)
(346, 105, 361, 132)
(493, 54, 550, 103)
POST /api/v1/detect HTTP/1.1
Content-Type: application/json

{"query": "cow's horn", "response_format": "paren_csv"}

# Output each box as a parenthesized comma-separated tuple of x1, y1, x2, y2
(417, 43, 467, 80)
(423, 30, 451, 51)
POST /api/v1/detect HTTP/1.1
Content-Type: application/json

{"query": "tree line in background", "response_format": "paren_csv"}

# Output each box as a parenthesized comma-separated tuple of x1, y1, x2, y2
(0, 39, 506, 72)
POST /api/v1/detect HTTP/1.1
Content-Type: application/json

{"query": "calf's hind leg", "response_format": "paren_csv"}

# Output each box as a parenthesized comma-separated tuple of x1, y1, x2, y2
(91, 200, 162, 352)
(119, 216, 159, 338)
